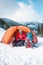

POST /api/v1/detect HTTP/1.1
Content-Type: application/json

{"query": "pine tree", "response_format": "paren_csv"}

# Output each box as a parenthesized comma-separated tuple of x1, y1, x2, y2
(38, 24, 40, 34)
(40, 23, 43, 36)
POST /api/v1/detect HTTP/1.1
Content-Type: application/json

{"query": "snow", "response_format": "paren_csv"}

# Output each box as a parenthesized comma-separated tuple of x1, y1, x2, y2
(0, 42, 43, 65)
(37, 36, 43, 47)
(0, 28, 43, 65)
(0, 28, 6, 41)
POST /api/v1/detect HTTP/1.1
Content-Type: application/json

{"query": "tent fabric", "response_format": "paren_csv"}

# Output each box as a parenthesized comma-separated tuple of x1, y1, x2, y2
(17, 26, 31, 33)
(1, 26, 17, 44)
(31, 31, 38, 43)
(1, 26, 31, 44)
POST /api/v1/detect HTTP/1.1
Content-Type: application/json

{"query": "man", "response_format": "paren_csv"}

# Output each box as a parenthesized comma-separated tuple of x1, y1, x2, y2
(15, 29, 27, 46)
(26, 32, 33, 46)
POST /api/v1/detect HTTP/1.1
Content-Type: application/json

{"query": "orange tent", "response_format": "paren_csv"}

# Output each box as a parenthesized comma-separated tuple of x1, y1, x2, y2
(1, 26, 31, 44)
(1, 26, 38, 44)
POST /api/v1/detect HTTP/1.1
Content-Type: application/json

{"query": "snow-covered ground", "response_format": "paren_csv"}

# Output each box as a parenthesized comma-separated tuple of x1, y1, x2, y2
(0, 28, 6, 42)
(0, 28, 43, 65)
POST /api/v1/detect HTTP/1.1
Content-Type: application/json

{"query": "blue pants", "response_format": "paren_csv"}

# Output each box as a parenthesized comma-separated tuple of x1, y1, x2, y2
(14, 40, 25, 46)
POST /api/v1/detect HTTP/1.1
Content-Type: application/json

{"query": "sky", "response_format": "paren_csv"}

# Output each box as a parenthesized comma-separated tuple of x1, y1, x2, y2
(0, 0, 43, 23)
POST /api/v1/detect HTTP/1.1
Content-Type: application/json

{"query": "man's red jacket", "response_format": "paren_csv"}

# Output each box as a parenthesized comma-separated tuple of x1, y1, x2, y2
(16, 32, 27, 41)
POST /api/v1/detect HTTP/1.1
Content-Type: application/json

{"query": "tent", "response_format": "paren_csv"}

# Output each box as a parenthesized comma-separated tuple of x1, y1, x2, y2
(1, 26, 38, 45)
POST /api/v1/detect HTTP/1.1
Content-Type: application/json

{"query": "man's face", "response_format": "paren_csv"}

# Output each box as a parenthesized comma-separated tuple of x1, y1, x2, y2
(19, 30, 22, 34)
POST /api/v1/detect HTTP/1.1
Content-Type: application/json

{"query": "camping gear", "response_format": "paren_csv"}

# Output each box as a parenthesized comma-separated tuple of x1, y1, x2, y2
(1, 26, 38, 48)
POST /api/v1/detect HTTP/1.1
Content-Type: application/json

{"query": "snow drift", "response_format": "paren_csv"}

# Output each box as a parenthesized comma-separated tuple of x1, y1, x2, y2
(0, 27, 43, 65)
(0, 28, 6, 41)
(0, 40, 43, 65)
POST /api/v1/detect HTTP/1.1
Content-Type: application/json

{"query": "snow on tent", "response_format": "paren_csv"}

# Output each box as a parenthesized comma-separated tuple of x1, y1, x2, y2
(1, 26, 38, 48)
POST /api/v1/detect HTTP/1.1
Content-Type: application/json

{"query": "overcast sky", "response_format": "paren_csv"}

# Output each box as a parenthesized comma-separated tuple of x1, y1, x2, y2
(0, 0, 43, 23)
